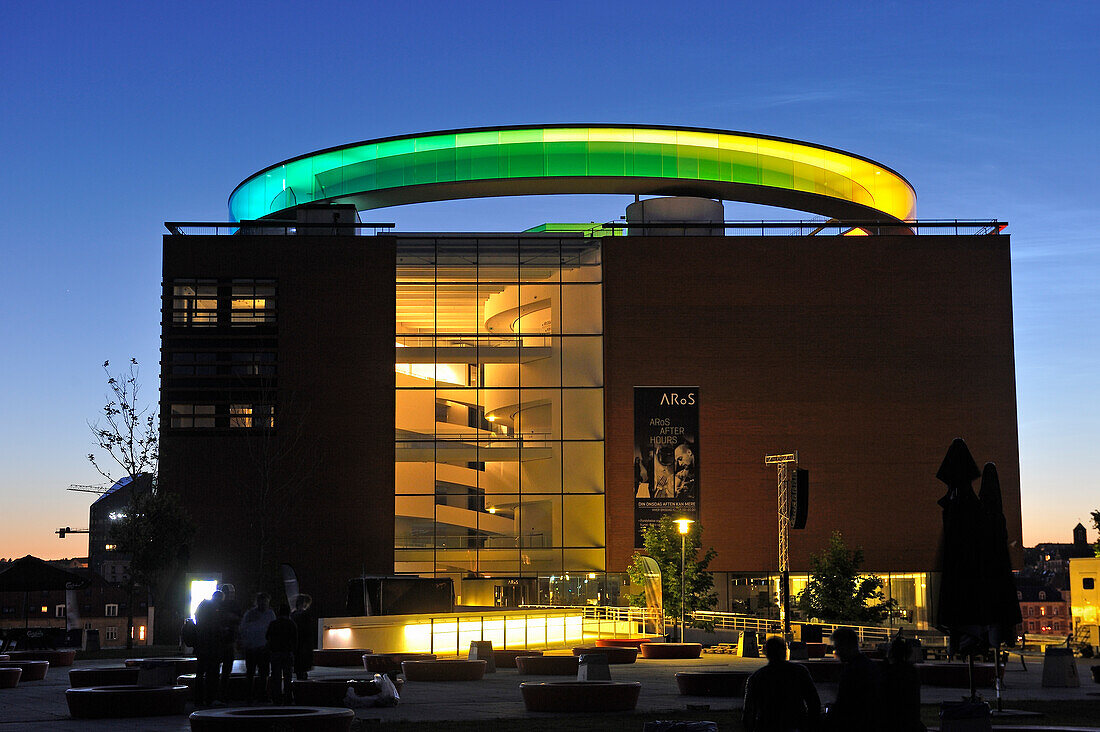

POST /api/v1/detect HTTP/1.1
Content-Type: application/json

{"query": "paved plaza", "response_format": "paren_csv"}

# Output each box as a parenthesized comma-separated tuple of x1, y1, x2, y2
(1, 652, 1098, 730)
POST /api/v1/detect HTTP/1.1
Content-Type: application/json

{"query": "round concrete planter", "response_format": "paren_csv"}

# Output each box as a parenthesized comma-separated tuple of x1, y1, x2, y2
(188, 706, 355, 731)
(401, 659, 486, 682)
(515, 655, 578, 675)
(176, 673, 252, 702)
(0, 668, 22, 688)
(312, 649, 373, 667)
(0, 654, 9, 662)
(125, 657, 198, 674)
(8, 649, 76, 667)
(595, 638, 656, 649)
(493, 649, 542, 668)
(675, 670, 750, 696)
(520, 681, 641, 712)
(571, 646, 638, 664)
(6, 660, 48, 681)
(362, 652, 435, 674)
(69, 666, 140, 687)
(640, 642, 702, 660)
(65, 685, 189, 718)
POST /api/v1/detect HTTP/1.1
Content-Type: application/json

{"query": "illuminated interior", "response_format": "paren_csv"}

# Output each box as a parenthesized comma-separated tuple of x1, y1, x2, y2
(189, 579, 219, 621)
(394, 235, 604, 595)
(228, 125, 916, 222)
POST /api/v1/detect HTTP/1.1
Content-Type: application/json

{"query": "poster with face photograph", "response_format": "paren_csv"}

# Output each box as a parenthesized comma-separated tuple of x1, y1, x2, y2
(634, 386, 699, 547)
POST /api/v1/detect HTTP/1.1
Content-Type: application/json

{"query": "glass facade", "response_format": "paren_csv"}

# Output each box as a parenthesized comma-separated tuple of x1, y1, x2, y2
(394, 235, 604, 591)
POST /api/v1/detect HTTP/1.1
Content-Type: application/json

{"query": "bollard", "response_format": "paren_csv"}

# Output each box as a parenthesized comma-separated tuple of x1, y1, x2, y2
(1041, 646, 1079, 688)
(736, 631, 759, 658)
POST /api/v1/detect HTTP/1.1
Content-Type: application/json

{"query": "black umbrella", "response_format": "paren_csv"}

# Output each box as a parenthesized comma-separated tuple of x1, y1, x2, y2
(0, 555, 87, 632)
(934, 438, 987, 701)
(978, 462, 1023, 711)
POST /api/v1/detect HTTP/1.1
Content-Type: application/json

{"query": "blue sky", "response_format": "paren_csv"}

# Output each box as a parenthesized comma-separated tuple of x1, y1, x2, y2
(1, 1, 1097, 558)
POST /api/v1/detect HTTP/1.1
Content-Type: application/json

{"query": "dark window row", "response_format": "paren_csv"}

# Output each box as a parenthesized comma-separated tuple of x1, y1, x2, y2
(169, 403, 275, 429)
(169, 278, 276, 327)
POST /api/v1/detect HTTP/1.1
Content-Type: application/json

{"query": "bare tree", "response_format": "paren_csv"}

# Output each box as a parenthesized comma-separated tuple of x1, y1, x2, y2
(88, 359, 157, 487)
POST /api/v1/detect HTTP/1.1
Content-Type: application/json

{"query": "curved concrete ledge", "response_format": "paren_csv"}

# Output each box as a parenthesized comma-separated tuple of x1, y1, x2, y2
(493, 649, 542, 668)
(176, 673, 251, 702)
(362, 652, 436, 674)
(69, 667, 140, 686)
(312, 648, 373, 667)
(640, 642, 703, 659)
(65, 685, 188, 718)
(0, 668, 22, 688)
(572, 646, 639, 664)
(0, 654, 9, 662)
(125, 657, 198, 674)
(401, 659, 486, 682)
(515, 655, 578, 675)
(6, 660, 48, 681)
(8, 649, 76, 667)
(520, 680, 641, 712)
(675, 670, 750, 697)
(189, 706, 355, 731)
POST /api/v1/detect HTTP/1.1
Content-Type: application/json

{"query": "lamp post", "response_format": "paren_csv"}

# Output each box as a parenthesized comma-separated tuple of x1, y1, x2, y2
(673, 518, 694, 642)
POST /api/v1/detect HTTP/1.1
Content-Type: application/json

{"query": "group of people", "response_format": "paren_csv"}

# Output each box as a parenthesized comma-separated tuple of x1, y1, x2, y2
(187, 584, 316, 707)
(742, 627, 925, 732)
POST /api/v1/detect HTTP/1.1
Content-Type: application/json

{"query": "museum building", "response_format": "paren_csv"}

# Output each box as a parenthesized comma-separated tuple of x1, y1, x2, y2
(159, 125, 1022, 625)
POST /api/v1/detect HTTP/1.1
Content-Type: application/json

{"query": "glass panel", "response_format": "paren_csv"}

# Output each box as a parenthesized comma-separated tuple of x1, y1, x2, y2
(561, 337, 602, 387)
(562, 495, 604, 547)
(562, 442, 604, 494)
(562, 388, 603, 440)
(560, 284, 602, 334)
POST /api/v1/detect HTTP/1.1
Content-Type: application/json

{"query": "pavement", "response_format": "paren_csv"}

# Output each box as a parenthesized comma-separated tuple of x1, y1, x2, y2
(1, 652, 1098, 730)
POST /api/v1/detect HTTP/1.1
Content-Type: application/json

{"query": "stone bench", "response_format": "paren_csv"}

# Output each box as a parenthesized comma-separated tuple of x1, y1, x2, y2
(515, 655, 579, 675)
(124, 657, 197, 674)
(0, 668, 21, 688)
(572, 645, 639, 664)
(312, 648, 373, 667)
(188, 706, 354, 731)
(401, 659, 487, 682)
(5, 660, 48, 681)
(493, 649, 542, 668)
(640, 642, 703, 660)
(362, 652, 435, 674)
(7, 649, 76, 667)
(917, 662, 995, 688)
(69, 666, 140, 687)
(520, 680, 641, 712)
(291, 677, 403, 706)
(596, 638, 658, 649)
(176, 673, 252, 702)
(675, 670, 751, 697)
(65, 685, 189, 718)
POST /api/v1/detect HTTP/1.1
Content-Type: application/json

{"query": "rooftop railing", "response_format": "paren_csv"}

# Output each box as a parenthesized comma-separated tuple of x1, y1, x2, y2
(165, 219, 1007, 236)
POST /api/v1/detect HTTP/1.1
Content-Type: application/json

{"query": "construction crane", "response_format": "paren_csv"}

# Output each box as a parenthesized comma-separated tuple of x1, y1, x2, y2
(67, 483, 109, 495)
(55, 527, 89, 539)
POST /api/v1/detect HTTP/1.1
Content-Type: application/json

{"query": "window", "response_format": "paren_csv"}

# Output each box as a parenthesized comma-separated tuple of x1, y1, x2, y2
(231, 279, 276, 325)
(83, 622, 92, 630)
(1028, 606, 1035, 616)
(1016, 591, 1022, 600)
(229, 404, 275, 429)
(1085, 577, 1096, 590)
(55, 604, 65, 618)
(105, 627, 118, 641)
(171, 404, 215, 428)
(172, 279, 218, 326)
(1040, 606, 1046, 616)
(1052, 606, 1059, 616)
(105, 603, 118, 617)
(1038, 591, 1046, 600)
(231, 351, 277, 376)
(170, 352, 217, 375)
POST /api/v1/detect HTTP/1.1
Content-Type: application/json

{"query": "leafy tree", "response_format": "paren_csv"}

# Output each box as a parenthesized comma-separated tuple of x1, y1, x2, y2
(797, 531, 896, 625)
(89, 359, 193, 647)
(628, 516, 718, 630)
(1091, 509, 1100, 557)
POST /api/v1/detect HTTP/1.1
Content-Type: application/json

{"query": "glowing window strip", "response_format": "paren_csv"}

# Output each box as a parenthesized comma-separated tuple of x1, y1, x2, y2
(228, 125, 915, 222)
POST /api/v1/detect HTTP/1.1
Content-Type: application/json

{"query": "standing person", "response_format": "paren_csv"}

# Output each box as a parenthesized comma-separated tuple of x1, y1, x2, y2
(291, 594, 315, 680)
(217, 584, 243, 700)
(743, 636, 821, 731)
(883, 637, 925, 731)
(266, 604, 297, 704)
(239, 592, 275, 704)
(194, 590, 224, 707)
(823, 627, 882, 731)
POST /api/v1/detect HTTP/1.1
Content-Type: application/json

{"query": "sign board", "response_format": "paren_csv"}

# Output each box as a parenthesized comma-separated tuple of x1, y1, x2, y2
(633, 387, 699, 546)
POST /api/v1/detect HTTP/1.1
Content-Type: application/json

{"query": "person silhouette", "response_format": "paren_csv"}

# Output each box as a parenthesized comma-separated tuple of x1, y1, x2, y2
(823, 627, 882, 731)
(883, 636, 925, 731)
(743, 635, 821, 731)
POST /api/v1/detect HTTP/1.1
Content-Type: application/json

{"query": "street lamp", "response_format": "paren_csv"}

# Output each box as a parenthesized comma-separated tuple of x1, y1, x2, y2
(673, 518, 694, 642)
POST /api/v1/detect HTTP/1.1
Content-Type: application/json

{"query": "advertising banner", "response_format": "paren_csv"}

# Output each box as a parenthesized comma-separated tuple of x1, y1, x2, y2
(633, 386, 699, 547)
